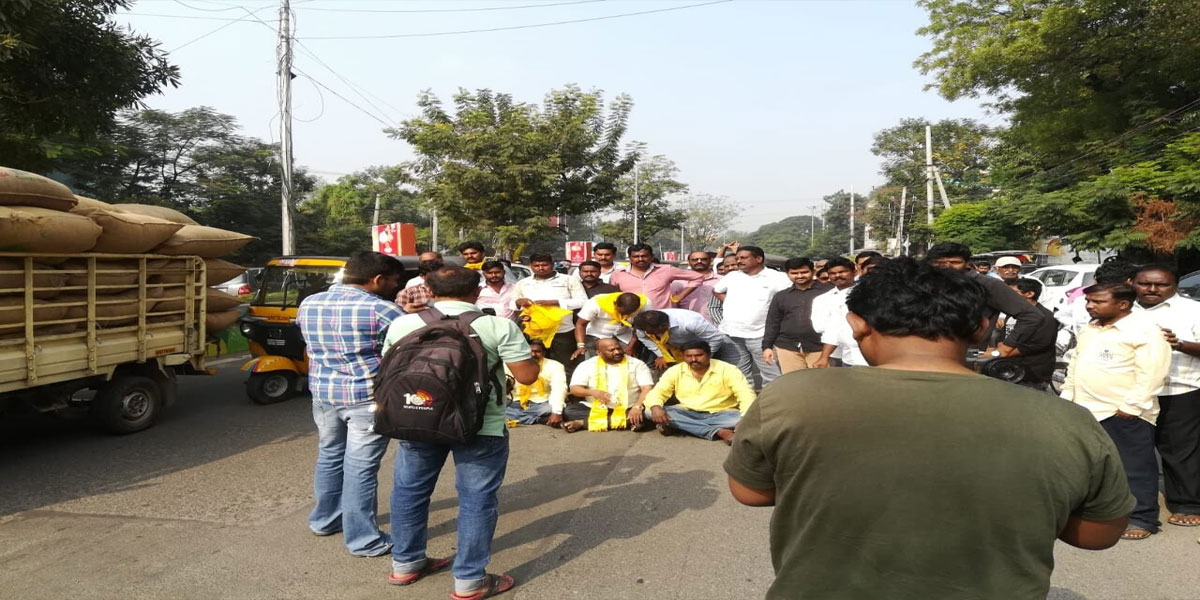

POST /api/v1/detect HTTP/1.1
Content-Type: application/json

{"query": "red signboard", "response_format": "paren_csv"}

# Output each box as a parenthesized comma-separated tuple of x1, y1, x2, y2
(565, 241, 592, 264)
(372, 223, 417, 256)
(663, 251, 679, 262)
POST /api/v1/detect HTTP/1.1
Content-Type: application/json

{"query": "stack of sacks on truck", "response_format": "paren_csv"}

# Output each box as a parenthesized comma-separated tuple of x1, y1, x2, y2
(0, 166, 255, 340)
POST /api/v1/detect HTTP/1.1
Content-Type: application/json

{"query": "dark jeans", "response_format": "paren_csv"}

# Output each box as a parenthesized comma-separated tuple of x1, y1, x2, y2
(1100, 416, 1161, 532)
(547, 330, 581, 377)
(1157, 389, 1200, 515)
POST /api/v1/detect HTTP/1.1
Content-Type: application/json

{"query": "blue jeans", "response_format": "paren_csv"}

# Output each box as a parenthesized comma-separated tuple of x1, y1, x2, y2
(726, 335, 782, 389)
(391, 433, 510, 594)
(647, 405, 741, 440)
(504, 400, 552, 425)
(309, 402, 391, 556)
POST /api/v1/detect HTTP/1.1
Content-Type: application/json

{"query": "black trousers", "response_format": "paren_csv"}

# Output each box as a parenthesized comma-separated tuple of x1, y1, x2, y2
(546, 330, 581, 378)
(1100, 416, 1161, 531)
(1157, 389, 1200, 515)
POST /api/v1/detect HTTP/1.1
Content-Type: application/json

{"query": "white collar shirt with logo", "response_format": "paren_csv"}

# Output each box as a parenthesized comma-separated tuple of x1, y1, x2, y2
(510, 273, 588, 333)
(568, 356, 654, 409)
(1060, 311, 1172, 425)
(813, 286, 866, 366)
(1133, 294, 1200, 396)
(712, 268, 793, 338)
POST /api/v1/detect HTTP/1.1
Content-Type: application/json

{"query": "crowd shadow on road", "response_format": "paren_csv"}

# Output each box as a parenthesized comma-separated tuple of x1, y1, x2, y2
(0, 370, 314, 518)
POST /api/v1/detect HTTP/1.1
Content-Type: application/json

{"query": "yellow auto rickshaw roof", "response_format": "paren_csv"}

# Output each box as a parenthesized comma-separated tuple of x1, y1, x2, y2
(265, 256, 347, 267)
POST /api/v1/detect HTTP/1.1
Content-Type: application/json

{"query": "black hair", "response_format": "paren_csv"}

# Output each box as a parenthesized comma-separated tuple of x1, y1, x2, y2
(457, 241, 485, 254)
(861, 255, 888, 269)
(1093, 259, 1138, 285)
(528, 340, 547, 351)
(846, 257, 986, 342)
(578, 260, 602, 270)
(737, 245, 765, 260)
(855, 250, 883, 262)
(1083, 282, 1137, 305)
(593, 242, 617, 253)
(615, 292, 643, 313)
(342, 251, 405, 284)
(1011, 277, 1043, 300)
(971, 257, 992, 265)
(626, 243, 654, 256)
(925, 242, 973, 262)
(824, 256, 855, 273)
(480, 260, 505, 272)
(706, 251, 717, 259)
(425, 266, 481, 297)
(784, 257, 815, 271)
(632, 310, 668, 330)
(417, 258, 445, 276)
(679, 340, 711, 355)
(528, 253, 554, 264)
(1134, 263, 1178, 284)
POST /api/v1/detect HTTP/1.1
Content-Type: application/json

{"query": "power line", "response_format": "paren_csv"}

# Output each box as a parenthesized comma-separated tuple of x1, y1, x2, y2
(126, 12, 279, 21)
(294, 40, 404, 123)
(297, 0, 609, 14)
(168, 4, 276, 51)
(298, 0, 733, 40)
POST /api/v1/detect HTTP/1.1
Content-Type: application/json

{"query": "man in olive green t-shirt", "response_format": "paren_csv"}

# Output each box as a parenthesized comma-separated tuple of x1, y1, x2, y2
(724, 258, 1134, 600)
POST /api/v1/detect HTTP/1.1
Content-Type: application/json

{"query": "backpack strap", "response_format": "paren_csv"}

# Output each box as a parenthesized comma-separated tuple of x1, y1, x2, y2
(417, 307, 445, 325)
(452, 310, 506, 405)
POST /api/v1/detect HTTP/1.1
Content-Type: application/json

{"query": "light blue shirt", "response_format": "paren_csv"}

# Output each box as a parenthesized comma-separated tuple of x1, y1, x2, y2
(637, 308, 728, 357)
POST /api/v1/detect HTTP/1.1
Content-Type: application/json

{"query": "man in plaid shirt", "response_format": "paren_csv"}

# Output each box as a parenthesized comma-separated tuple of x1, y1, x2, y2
(297, 251, 407, 557)
(395, 257, 441, 313)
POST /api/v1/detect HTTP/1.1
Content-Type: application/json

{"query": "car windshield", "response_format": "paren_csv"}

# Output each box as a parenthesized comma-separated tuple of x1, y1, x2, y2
(1033, 269, 1077, 287)
(1180, 272, 1200, 300)
(252, 264, 342, 308)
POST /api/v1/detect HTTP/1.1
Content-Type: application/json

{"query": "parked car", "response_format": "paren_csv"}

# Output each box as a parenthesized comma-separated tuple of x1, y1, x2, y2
(1026, 264, 1099, 313)
(1178, 269, 1200, 300)
(214, 267, 263, 299)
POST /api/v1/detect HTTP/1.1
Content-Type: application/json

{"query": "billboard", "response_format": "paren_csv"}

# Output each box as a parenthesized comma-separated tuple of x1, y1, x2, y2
(371, 223, 417, 256)
(565, 241, 592, 264)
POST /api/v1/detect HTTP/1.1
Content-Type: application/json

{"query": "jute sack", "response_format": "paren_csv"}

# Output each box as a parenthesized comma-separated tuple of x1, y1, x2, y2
(110, 203, 198, 225)
(204, 258, 247, 285)
(153, 225, 254, 258)
(0, 295, 69, 327)
(206, 308, 242, 333)
(206, 288, 243, 311)
(155, 281, 232, 313)
(0, 206, 102, 253)
(0, 323, 78, 341)
(0, 167, 77, 211)
(150, 257, 199, 285)
(69, 195, 117, 216)
(87, 209, 183, 254)
(62, 287, 163, 327)
(0, 258, 68, 299)
(60, 259, 170, 290)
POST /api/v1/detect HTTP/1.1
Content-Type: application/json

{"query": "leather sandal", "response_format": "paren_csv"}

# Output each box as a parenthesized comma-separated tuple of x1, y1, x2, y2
(388, 557, 451, 586)
(449, 573, 515, 600)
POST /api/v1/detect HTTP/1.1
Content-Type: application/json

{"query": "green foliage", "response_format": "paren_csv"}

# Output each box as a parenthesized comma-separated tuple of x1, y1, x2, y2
(390, 85, 637, 253)
(743, 215, 822, 258)
(679, 193, 738, 251)
(594, 154, 688, 246)
(0, 0, 179, 170)
(932, 200, 1036, 252)
(297, 166, 427, 257)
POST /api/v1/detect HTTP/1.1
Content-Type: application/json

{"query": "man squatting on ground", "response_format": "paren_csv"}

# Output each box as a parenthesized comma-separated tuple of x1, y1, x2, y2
(503, 340, 567, 426)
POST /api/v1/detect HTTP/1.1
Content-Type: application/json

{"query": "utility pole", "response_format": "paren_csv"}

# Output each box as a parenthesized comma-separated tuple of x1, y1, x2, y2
(925, 125, 934, 225)
(934, 166, 952, 209)
(810, 207, 815, 246)
(430, 209, 439, 252)
(632, 163, 640, 244)
(897, 186, 907, 255)
(679, 224, 685, 258)
(848, 184, 855, 256)
(277, 0, 296, 255)
(372, 193, 380, 227)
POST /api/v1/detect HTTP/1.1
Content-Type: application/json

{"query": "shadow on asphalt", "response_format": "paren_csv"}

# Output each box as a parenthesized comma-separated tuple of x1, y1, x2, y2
(0, 369, 313, 518)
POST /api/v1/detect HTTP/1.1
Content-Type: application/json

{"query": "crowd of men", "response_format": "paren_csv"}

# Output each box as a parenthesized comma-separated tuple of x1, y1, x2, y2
(294, 238, 1200, 599)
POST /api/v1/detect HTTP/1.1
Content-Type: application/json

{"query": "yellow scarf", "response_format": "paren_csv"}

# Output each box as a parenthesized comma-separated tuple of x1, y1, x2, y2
(465, 262, 484, 270)
(520, 304, 574, 347)
(594, 292, 648, 326)
(515, 359, 548, 409)
(589, 358, 629, 431)
(647, 329, 686, 364)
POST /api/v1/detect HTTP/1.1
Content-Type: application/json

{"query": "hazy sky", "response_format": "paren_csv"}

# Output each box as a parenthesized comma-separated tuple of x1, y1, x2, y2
(118, 0, 995, 232)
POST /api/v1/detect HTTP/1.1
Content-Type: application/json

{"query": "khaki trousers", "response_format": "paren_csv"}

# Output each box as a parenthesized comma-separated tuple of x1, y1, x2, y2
(774, 347, 823, 374)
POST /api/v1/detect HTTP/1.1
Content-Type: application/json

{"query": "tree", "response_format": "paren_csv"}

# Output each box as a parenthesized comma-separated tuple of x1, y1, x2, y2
(594, 154, 688, 247)
(813, 190, 870, 258)
(679, 193, 738, 251)
(390, 85, 638, 254)
(932, 201, 1036, 253)
(298, 166, 427, 257)
(0, 0, 179, 170)
(743, 215, 823, 258)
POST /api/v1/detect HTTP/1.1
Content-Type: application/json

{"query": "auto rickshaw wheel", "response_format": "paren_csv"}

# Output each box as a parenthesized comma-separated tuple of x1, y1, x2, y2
(247, 372, 298, 405)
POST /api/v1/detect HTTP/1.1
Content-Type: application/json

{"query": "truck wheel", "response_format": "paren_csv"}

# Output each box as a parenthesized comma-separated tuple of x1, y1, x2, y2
(247, 372, 298, 405)
(92, 375, 162, 434)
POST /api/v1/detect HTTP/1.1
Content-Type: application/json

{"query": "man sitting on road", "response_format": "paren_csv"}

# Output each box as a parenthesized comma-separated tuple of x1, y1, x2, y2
(643, 341, 755, 445)
(573, 292, 647, 360)
(562, 338, 654, 433)
(724, 257, 1134, 599)
(505, 340, 566, 426)
(632, 309, 738, 370)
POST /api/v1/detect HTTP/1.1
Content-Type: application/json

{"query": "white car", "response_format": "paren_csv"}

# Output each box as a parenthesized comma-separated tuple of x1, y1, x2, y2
(1026, 264, 1099, 313)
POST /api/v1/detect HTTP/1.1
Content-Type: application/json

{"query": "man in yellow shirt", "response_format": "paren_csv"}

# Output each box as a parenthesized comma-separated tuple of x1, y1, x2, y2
(643, 340, 755, 444)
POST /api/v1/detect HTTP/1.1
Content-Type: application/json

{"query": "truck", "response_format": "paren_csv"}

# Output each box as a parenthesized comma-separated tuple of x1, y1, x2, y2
(0, 253, 208, 433)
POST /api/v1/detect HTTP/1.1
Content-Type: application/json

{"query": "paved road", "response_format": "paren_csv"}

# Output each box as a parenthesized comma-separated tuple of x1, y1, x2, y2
(0, 363, 1197, 600)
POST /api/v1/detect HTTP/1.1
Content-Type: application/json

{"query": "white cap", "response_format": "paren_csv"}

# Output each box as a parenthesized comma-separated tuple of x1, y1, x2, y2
(995, 256, 1022, 268)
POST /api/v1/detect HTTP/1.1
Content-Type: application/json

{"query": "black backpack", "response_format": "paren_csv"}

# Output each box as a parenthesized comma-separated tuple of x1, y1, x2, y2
(373, 308, 501, 444)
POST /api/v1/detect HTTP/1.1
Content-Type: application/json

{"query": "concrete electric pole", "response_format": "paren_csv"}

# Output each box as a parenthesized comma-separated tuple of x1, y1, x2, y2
(277, 0, 296, 255)
(925, 125, 934, 225)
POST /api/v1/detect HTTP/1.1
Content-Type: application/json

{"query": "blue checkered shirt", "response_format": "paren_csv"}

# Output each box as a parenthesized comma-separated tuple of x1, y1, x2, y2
(296, 284, 404, 406)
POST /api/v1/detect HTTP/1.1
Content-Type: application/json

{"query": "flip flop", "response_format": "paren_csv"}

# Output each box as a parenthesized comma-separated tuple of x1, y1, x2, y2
(388, 557, 452, 586)
(449, 573, 515, 600)
(1121, 526, 1153, 540)
(1168, 513, 1200, 527)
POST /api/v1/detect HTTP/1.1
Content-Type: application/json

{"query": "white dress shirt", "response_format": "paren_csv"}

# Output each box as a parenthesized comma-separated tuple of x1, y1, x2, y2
(568, 356, 654, 409)
(712, 268, 793, 338)
(1134, 293, 1200, 396)
(511, 273, 588, 333)
(506, 358, 568, 413)
(577, 297, 635, 343)
(812, 286, 866, 366)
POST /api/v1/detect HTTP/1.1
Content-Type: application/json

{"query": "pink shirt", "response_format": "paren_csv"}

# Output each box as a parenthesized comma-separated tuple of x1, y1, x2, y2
(670, 272, 722, 320)
(610, 264, 704, 309)
(476, 282, 516, 319)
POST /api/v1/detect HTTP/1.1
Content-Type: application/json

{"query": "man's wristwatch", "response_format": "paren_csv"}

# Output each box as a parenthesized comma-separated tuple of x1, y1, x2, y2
(576, 342, 586, 348)
(990, 350, 1001, 357)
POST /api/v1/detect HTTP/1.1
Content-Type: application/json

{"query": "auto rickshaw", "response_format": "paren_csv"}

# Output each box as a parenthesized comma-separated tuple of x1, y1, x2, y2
(238, 254, 418, 404)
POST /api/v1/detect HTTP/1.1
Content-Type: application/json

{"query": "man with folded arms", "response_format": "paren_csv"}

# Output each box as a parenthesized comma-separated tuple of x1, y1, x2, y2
(643, 340, 755, 444)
